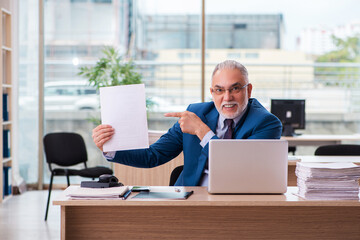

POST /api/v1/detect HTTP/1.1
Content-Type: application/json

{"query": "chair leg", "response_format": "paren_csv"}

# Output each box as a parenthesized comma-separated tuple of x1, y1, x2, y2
(66, 175, 70, 187)
(44, 173, 54, 221)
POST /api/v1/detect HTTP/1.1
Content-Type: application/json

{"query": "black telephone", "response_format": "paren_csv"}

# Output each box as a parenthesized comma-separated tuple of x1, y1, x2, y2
(81, 174, 124, 188)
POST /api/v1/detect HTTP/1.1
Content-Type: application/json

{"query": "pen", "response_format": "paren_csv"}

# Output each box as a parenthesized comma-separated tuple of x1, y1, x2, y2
(121, 190, 132, 200)
(184, 191, 194, 199)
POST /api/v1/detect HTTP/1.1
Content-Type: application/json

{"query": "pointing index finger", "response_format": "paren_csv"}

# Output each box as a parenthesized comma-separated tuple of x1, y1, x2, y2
(164, 112, 183, 118)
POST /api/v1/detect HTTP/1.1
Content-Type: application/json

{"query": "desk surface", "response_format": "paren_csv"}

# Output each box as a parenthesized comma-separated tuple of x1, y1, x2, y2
(53, 186, 360, 207)
(151, 132, 360, 141)
(283, 134, 360, 146)
(282, 134, 360, 141)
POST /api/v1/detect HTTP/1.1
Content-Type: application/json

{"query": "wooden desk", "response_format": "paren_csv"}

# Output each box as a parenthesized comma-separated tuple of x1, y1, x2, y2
(54, 186, 360, 240)
(287, 156, 360, 186)
(283, 134, 360, 147)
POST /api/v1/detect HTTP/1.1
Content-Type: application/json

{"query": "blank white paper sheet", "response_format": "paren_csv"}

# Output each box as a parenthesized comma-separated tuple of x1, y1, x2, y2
(100, 84, 149, 152)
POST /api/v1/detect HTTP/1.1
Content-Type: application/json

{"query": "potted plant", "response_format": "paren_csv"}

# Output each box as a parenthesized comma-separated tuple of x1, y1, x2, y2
(78, 46, 143, 89)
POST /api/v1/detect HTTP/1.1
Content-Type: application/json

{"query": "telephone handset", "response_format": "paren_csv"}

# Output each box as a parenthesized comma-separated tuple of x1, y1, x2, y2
(81, 174, 124, 188)
(99, 174, 120, 184)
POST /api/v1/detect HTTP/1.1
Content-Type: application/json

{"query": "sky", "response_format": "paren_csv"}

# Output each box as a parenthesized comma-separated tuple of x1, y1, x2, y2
(139, 0, 360, 50)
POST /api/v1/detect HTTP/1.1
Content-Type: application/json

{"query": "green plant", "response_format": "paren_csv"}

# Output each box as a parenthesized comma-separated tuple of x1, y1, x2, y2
(316, 35, 360, 87)
(78, 46, 143, 89)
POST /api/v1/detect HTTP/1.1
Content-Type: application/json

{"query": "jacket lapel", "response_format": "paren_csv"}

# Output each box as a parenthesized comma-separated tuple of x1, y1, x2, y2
(203, 107, 219, 133)
(190, 105, 219, 186)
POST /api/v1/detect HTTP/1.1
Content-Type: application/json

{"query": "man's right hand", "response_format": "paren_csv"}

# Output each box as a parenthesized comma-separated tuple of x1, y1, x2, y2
(92, 124, 115, 152)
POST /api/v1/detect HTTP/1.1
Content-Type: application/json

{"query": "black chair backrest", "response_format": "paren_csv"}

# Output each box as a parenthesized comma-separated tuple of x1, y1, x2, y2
(169, 165, 184, 186)
(315, 144, 360, 156)
(43, 132, 88, 166)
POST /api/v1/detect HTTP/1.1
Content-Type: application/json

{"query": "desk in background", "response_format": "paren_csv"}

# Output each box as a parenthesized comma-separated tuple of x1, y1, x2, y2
(54, 186, 360, 240)
(283, 134, 360, 147)
(113, 153, 183, 186)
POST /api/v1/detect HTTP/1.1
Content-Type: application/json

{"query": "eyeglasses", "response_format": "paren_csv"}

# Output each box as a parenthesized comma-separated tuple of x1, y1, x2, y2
(211, 83, 249, 96)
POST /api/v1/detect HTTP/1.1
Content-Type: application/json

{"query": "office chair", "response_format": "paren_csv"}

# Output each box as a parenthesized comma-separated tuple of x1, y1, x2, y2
(169, 165, 184, 186)
(43, 132, 113, 221)
(314, 144, 360, 156)
(288, 146, 297, 155)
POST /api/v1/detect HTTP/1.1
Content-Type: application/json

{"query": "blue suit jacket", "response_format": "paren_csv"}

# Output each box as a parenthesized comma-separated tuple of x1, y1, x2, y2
(108, 98, 282, 186)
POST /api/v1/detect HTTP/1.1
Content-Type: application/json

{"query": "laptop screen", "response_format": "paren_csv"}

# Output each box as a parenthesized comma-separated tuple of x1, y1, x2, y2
(208, 139, 288, 194)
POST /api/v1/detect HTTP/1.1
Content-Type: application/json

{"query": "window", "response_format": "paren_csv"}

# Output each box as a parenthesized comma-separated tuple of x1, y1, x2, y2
(227, 53, 241, 59)
(245, 52, 259, 58)
(18, 0, 360, 186)
(206, 0, 360, 154)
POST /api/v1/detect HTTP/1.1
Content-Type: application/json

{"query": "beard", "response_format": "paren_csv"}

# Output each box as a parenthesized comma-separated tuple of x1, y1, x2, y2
(215, 100, 247, 119)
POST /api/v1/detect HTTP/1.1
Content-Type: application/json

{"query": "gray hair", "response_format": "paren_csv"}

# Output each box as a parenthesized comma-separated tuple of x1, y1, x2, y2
(211, 60, 248, 82)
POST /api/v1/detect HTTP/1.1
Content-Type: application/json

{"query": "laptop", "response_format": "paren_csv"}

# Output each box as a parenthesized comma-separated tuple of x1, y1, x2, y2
(208, 139, 288, 194)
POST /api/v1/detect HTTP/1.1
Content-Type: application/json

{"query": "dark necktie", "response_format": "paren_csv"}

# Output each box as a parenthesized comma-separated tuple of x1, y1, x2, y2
(223, 119, 234, 139)
(205, 119, 234, 170)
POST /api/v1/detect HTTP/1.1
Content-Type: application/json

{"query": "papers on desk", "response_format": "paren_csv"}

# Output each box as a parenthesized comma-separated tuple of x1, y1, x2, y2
(295, 162, 360, 200)
(65, 186, 130, 200)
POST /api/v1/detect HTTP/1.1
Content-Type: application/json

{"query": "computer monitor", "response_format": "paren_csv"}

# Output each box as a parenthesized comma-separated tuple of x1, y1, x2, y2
(270, 99, 305, 136)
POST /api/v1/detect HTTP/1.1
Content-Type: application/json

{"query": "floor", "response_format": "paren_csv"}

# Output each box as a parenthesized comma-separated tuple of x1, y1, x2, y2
(0, 190, 61, 240)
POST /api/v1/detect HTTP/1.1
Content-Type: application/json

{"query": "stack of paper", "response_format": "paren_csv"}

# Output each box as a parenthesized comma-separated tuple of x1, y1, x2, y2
(295, 162, 360, 200)
(65, 186, 129, 200)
